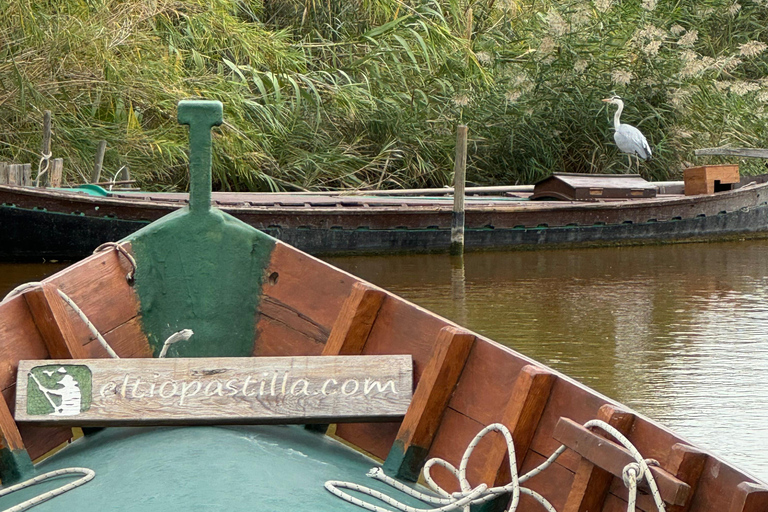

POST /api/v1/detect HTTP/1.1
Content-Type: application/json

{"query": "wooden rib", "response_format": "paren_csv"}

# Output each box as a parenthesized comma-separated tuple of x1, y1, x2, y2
(562, 405, 637, 512)
(728, 482, 768, 512)
(555, 416, 691, 507)
(478, 365, 556, 487)
(307, 282, 386, 433)
(666, 443, 708, 512)
(0, 391, 33, 484)
(382, 326, 475, 481)
(321, 281, 386, 356)
(24, 283, 90, 360)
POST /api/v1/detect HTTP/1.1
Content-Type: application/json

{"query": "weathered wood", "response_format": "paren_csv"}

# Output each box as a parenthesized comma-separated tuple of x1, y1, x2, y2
(554, 417, 691, 507)
(8, 164, 20, 185)
(382, 326, 475, 480)
(450, 124, 468, 255)
(91, 140, 107, 183)
(666, 443, 708, 512)
(0, 162, 8, 184)
(0, 391, 34, 484)
(322, 282, 386, 356)
(695, 147, 768, 159)
(16, 356, 412, 426)
(21, 163, 31, 186)
(119, 165, 130, 182)
(479, 365, 556, 486)
(728, 482, 768, 512)
(50, 158, 63, 188)
(24, 283, 90, 360)
(562, 405, 636, 512)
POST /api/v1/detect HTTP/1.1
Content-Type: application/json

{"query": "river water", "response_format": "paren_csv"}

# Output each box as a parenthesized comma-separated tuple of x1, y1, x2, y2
(2, 241, 768, 481)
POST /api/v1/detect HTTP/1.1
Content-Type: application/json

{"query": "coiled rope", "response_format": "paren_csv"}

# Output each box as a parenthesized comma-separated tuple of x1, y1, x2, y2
(0, 468, 94, 512)
(325, 420, 667, 512)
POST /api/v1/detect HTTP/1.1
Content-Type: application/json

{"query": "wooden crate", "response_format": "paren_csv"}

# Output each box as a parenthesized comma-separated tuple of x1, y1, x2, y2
(684, 164, 740, 195)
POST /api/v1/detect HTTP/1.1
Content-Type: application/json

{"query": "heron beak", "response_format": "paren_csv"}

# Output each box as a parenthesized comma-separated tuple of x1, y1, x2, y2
(601, 98, 611, 102)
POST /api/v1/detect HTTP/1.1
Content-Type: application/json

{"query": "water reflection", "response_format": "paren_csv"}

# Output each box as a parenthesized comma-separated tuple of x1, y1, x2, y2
(327, 241, 768, 481)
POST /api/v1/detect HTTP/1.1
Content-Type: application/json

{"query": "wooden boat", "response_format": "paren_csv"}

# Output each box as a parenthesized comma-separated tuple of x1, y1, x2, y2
(0, 101, 765, 512)
(3, 159, 768, 262)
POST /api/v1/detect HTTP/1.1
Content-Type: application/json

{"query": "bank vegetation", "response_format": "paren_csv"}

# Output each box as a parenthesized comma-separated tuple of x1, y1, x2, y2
(1, 0, 768, 191)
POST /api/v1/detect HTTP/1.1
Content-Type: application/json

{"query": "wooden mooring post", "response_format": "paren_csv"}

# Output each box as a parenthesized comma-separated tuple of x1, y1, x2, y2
(91, 140, 107, 184)
(450, 124, 468, 255)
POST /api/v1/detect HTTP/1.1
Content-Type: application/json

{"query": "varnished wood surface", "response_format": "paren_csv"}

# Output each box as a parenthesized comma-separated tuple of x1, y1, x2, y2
(0, 228, 765, 511)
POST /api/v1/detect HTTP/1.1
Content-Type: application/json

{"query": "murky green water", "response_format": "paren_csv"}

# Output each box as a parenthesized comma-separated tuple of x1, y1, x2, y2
(326, 241, 768, 482)
(2, 241, 768, 481)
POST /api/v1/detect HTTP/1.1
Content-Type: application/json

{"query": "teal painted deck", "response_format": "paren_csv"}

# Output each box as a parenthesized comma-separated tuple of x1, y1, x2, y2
(0, 426, 427, 511)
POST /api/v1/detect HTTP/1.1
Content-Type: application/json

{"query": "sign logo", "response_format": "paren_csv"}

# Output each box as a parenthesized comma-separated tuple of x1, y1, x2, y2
(27, 365, 92, 416)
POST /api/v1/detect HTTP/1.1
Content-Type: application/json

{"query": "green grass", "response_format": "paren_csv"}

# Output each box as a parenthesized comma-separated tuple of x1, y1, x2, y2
(1, 0, 767, 191)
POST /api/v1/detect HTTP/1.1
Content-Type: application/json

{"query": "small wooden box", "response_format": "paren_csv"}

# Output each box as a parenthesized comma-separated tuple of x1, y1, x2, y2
(684, 164, 740, 196)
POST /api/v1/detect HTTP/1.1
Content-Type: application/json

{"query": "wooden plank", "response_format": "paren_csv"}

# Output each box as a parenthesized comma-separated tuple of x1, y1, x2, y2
(0, 162, 7, 184)
(478, 365, 556, 486)
(695, 147, 768, 158)
(382, 326, 475, 480)
(16, 356, 412, 426)
(24, 283, 90, 360)
(554, 417, 691, 507)
(728, 482, 768, 512)
(8, 164, 20, 186)
(50, 158, 63, 188)
(322, 282, 386, 356)
(0, 391, 34, 483)
(562, 404, 636, 512)
(21, 163, 31, 186)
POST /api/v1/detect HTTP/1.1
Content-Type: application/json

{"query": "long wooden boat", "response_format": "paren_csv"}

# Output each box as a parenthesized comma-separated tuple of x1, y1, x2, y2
(0, 101, 765, 512)
(3, 161, 768, 262)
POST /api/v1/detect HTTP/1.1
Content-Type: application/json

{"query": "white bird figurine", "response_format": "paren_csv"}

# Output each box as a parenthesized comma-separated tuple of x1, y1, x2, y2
(602, 95, 652, 170)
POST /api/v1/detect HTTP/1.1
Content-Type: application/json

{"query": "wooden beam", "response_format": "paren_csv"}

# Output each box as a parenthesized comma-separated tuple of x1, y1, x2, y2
(555, 416, 691, 507)
(8, 164, 20, 186)
(382, 326, 475, 481)
(729, 482, 768, 512)
(0, 392, 34, 484)
(21, 163, 31, 187)
(322, 282, 386, 356)
(306, 282, 386, 433)
(561, 404, 636, 512)
(24, 283, 90, 360)
(0, 162, 8, 185)
(665, 443, 708, 512)
(50, 158, 63, 188)
(479, 365, 555, 485)
(695, 148, 768, 159)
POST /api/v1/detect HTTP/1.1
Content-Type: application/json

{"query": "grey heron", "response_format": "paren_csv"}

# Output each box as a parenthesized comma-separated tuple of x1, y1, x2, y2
(602, 95, 652, 170)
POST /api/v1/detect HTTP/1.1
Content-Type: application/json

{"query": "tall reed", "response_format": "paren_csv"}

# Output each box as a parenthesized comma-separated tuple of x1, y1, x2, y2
(1, 0, 767, 190)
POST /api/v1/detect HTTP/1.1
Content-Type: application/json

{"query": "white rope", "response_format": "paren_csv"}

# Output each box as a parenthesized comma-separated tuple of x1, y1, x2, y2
(1, 283, 43, 304)
(1, 282, 120, 359)
(93, 242, 137, 283)
(158, 329, 194, 358)
(0, 467, 94, 512)
(34, 151, 52, 188)
(325, 420, 667, 512)
(55, 289, 119, 359)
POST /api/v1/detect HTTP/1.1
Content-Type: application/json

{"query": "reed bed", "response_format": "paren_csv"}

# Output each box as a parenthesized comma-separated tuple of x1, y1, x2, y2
(1, 0, 767, 190)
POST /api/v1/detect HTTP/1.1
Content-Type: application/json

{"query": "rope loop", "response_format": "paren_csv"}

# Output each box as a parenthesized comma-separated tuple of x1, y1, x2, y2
(94, 242, 136, 284)
(326, 419, 668, 512)
(34, 151, 52, 188)
(0, 467, 94, 512)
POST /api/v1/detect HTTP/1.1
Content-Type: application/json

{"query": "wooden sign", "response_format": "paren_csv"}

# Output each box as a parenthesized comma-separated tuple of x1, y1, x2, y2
(15, 355, 412, 426)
